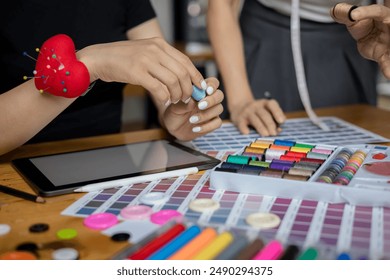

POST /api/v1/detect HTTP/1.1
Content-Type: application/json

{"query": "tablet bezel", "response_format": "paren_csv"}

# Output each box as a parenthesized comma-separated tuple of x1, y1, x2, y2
(11, 140, 220, 196)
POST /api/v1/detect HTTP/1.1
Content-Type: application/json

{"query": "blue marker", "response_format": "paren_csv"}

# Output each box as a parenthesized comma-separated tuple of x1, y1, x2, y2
(336, 252, 352, 260)
(147, 225, 201, 260)
(192, 85, 206, 101)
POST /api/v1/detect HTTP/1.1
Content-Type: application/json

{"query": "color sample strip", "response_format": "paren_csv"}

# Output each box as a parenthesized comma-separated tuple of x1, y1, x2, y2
(319, 204, 344, 247)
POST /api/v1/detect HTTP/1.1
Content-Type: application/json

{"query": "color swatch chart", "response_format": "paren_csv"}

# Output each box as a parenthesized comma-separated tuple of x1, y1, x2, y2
(191, 117, 389, 151)
(63, 150, 390, 260)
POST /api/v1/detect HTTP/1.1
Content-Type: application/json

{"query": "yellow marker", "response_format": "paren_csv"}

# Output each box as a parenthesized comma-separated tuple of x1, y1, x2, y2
(192, 231, 234, 260)
(169, 227, 217, 260)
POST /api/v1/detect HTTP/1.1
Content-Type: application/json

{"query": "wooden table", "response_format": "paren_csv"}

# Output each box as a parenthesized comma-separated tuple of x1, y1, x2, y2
(1, 104, 389, 259)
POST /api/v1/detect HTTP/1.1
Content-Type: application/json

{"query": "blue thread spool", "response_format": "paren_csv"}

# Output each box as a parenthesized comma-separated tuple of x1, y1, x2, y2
(192, 85, 206, 101)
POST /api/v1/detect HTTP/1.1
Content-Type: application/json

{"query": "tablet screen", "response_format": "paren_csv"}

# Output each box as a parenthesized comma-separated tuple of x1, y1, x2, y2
(12, 140, 220, 196)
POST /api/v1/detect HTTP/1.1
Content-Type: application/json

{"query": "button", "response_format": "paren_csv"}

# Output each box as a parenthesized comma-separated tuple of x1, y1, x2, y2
(83, 213, 118, 230)
(188, 198, 220, 212)
(150, 209, 183, 225)
(139, 192, 169, 205)
(52, 248, 79, 260)
(0, 224, 11, 236)
(120, 205, 153, 220)
(29, 223, 49, 233)
(57, 228, 78, 240)
(16, 242, 39, 252)
(245, 212, 281, 229)
(111, 232, 131, 242)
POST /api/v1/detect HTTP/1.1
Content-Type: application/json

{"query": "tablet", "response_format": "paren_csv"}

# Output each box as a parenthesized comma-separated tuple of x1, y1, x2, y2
(12, 140, 220, 196)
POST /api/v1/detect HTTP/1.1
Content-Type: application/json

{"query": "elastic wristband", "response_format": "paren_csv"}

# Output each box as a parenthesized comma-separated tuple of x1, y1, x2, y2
(34, 34, 91, 98)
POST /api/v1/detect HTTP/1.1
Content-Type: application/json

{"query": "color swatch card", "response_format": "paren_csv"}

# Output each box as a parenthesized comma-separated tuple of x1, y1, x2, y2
(191, 117, 389, 151)
(211, 138, 390, 206)
(62, 151, 390, 259)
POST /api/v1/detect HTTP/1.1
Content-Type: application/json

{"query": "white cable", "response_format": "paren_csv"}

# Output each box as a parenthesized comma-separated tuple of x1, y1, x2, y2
(290, 0, 330, 131)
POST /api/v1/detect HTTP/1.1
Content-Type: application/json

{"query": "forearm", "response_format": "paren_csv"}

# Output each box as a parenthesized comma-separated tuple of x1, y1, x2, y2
(207, 0, 254, 111)
(0, 80, 75, 155)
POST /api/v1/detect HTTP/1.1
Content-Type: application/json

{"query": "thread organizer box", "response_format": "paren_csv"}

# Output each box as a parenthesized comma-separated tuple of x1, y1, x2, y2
(210, 138, 390, 207)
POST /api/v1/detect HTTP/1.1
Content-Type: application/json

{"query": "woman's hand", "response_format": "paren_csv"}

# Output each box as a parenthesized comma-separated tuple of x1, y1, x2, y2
(77, 37, 205, 107)
(160, 77, 224, 141)
(230, 98, 285, 136)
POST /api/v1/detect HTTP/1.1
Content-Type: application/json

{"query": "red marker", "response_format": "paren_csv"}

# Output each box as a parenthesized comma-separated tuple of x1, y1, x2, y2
(128, 223, 185, 260)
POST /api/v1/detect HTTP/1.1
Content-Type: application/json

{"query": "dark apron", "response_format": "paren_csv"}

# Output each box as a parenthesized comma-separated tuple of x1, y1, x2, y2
(221, 0, 378, 118)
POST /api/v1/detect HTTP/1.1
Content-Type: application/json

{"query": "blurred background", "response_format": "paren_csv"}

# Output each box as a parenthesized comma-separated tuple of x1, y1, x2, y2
(121, 0, 390, 132)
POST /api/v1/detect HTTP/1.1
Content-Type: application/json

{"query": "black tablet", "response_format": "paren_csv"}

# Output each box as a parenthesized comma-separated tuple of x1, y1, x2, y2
(12, 140, 220, 196)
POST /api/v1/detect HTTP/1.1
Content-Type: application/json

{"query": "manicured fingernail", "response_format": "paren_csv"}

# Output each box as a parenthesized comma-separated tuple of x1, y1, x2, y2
(200, 80, 207, 90)
(206, 86, 214, 95)
(189, 115, 200, 124)
(184, 97, 191, 104)
(198, 101, 208, 110)
(192, 126, 202, 133)
(165, 99, 171, 107)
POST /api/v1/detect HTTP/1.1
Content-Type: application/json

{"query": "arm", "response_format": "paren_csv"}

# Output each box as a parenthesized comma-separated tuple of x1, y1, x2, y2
(207, 0, 285, 136)
(0, 81, 76, 156)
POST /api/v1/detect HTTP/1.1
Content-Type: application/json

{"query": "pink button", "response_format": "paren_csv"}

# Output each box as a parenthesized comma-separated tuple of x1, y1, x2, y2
(120, 205, 153, 220)
(150, 209, 183, 225)
(83, 213, 118, 230)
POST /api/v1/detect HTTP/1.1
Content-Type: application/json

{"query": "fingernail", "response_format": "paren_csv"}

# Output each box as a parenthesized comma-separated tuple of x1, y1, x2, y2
(184, 97, 191, 104)
(192, 126, 202, 133)
(198, 101, 208, 110)
(173, 99, 180, 104)
(206, 86, 214, 95)
(189, 115, 199, 124)
(200, 80, 207, 90)
(165, 99, 171, 107)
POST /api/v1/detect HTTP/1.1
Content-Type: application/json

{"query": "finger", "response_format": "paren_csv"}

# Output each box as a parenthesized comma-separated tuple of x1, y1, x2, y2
(331, 3, 355, 24)
(254, 109, 278, 136)
(350, 4, 390, 23)
(147, 62, 183, 104)
(248, 113, 270, 137)
(160, 40, 205, 89)
(379, 52, 390, 79)
(158, 52, 194, 103)
(235, 116, 250, 135)
(140, 74, 171, 107)
(189, 104, 224, 124)
(192, 117, 223, 135)
(197, 89, 224, 111)
(332, 3, 390, 24)
(265, 99, 286, 124)
(204, 77, 220, 95)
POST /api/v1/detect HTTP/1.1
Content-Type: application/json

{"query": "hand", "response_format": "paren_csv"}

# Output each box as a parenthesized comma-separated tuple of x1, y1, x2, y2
(160, 77, 224, 141)
(77, 37, 205, 106)
(230, 99, 286, 136)
(331, 3, 390, 78)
